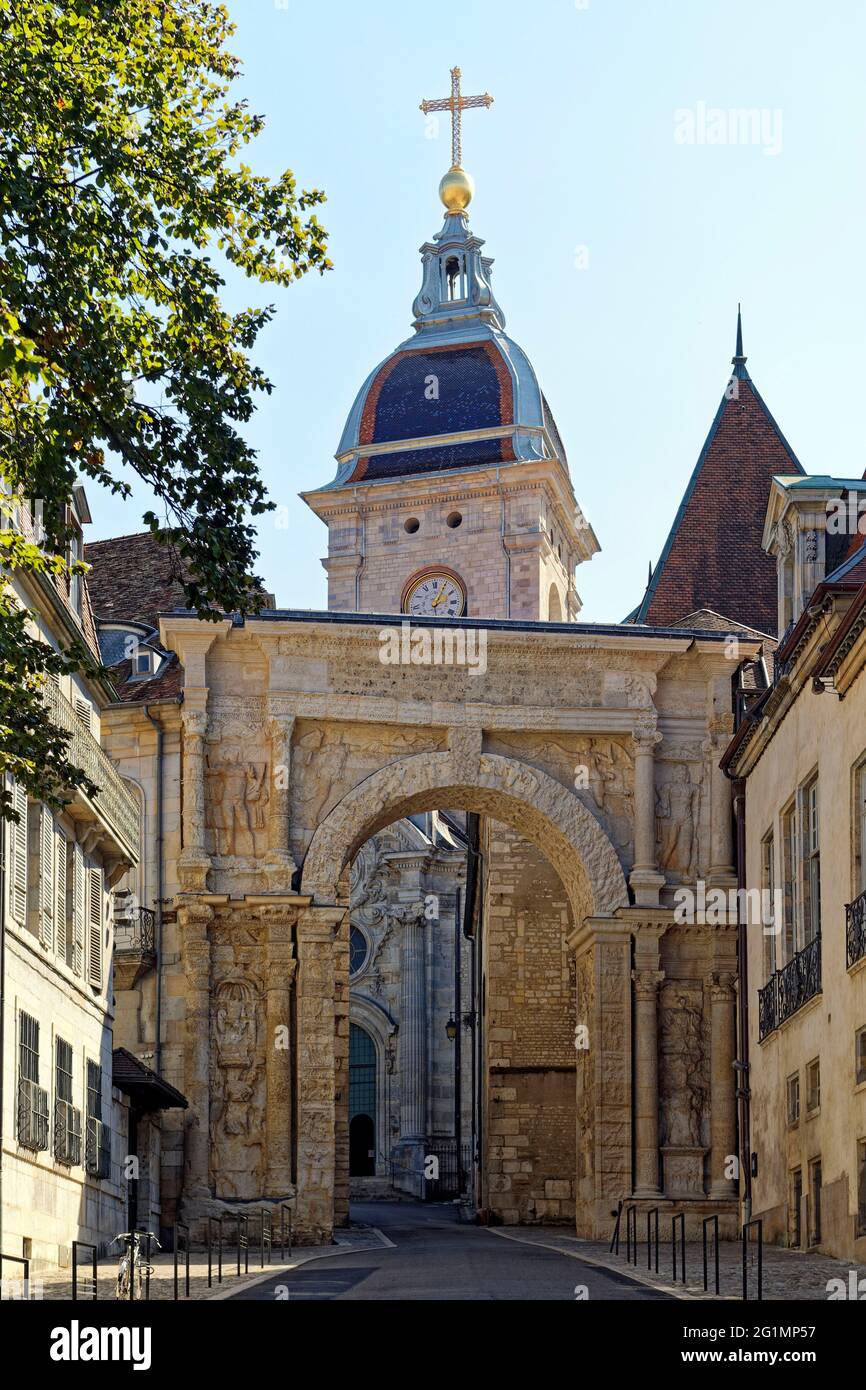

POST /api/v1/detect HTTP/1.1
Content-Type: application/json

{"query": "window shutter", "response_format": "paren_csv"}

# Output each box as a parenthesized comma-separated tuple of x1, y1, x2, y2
(74, 698, 91, 732)
(55, 829, 68, 964)
(72, 842, 85, 976)
(10, 781, 27, 923)
(39, 807, 55, 949)
(87, 865, 103, 988)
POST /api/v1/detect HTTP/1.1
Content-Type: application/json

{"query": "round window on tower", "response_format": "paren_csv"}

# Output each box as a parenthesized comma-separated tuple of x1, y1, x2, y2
(404, 517, 420, 534)
(350, 926, 369, 977)
(446, 511, 463, 529)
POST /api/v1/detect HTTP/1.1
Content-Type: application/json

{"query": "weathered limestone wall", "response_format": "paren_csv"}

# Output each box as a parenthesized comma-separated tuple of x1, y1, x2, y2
(99, 613, 753, 1246)
(314, 471, 577, 623)
(482, 821, 576, 1224)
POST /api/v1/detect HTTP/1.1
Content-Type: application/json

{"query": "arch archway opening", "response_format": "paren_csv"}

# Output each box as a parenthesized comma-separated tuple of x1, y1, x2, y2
(327, 756, 626, 1228)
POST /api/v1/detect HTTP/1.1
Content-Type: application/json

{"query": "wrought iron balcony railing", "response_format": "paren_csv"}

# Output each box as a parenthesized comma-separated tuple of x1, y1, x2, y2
(758, 933, 822, 1040)
(114, 905, 156, 956)
(42, 679, 139, 860)
(17, 1077, 49, 1151)
(846, 889, 866, 969)
(54, 1098, 82, 1166)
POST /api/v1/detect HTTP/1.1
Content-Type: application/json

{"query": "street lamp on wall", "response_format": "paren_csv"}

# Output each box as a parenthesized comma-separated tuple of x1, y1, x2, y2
(445, 1014, 457, 1042)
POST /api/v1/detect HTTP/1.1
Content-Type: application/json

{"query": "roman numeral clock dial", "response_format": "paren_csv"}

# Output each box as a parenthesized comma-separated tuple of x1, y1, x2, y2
(402, 570, 467, 618)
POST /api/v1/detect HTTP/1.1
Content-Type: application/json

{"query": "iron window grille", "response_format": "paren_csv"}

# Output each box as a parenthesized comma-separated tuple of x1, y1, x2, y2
(18, 1077, 49, 1151)
(85, 1060, 110, 1178)
(17, 1012, 49, 1150)
(54, 1039, 81, 1165)
(85, 1118, 110, 1179)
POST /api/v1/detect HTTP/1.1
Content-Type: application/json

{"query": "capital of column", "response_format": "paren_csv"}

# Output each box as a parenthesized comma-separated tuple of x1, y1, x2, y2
(632, 724, 662, 755)
(707, 969, 737, 1004)
(632, 967, 665, 1001)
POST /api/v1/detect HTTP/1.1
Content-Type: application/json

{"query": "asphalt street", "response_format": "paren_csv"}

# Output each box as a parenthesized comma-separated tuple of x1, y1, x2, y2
(229, 1200, 674, 1301)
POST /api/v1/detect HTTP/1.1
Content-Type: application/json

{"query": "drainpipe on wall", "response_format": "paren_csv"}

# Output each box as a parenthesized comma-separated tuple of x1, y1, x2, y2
(733, 776, 752, 1226)
(144, 706, 164, 1075)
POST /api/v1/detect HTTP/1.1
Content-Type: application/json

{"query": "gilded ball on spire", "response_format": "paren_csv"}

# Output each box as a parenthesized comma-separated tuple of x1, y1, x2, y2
(439, 165, 474, 213)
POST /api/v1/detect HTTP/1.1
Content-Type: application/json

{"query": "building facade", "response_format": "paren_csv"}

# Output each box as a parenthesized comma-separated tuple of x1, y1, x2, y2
(724, 480, 866, 1261)
(2, 491, 141, 1274)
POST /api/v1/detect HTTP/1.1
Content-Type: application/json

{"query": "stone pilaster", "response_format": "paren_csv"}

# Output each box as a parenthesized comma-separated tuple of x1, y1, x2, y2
(261, 907, 297, 1197)
(707, 970, 738, 1198)
(632, 942, 666, 1198)
(629, 719, 665, 906)
(179, 900, 213, 1203)
(294, 905, 342, 1244)
(178, 705, 210, 892)
(568, 916, 633, 1238)
(264, 708, 298, 891)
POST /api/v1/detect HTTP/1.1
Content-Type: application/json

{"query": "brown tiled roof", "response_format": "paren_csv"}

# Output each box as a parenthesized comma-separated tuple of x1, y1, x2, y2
(84, 531, 189, 703)
(107, 653, 183, 704)
(84, 531, 190, 629)
(635, 362, 804, 634)
(668, 608, 774, 640)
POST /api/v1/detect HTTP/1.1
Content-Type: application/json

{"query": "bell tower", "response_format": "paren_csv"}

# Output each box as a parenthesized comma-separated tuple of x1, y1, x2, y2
(302, 68, 599, 622)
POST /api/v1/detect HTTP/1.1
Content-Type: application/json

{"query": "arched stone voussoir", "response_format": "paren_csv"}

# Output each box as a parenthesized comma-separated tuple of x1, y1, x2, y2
(300, 750, 628, 922)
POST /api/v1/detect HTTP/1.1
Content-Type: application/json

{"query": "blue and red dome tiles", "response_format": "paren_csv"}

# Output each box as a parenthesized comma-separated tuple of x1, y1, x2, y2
(347, 340, 516, 484)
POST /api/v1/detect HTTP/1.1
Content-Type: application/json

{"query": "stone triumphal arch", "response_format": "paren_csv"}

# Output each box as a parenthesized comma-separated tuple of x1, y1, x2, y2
(132, 609, 751, 1245)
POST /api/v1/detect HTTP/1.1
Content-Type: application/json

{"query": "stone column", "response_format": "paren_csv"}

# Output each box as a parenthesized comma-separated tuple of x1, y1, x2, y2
(632, 922, 668, 1197)
(295, 906, 342, 1245)
(265, 710, 298, 891)
(180, 901, 213, 1208)
(178, 705, 210, 892)
(398, 902, 428, 1141)
(629, 721, 665, 907)
(707, 971, 738, 1198)
(262, 907, 297, 1197)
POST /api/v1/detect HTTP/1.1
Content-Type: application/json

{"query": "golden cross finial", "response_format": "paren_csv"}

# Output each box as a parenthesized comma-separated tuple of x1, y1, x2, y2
(420, 66, 493, 170)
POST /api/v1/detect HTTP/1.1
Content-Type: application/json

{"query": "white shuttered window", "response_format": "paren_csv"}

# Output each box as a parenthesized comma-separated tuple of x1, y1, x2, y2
(87, 865, 103, 988)
(9, 780, 28, 923)
(71, 842, 85, 976)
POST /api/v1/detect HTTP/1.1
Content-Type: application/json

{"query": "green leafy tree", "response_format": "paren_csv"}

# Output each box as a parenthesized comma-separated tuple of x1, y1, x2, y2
(0, 0, 330, 819)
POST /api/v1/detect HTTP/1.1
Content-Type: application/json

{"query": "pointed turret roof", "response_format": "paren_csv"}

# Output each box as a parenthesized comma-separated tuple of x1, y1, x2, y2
(633, 310, 805, 633)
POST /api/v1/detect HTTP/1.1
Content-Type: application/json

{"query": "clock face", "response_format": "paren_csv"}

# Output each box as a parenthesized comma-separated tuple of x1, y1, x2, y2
(403, 571, 466, 618)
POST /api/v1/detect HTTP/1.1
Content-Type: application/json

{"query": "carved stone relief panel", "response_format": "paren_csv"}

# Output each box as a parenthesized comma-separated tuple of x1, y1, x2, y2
(485, 732, 635, 864)
(205, 743, 270, 859)
(658, 980, 710, 1197)
(654, 757, 705, 882)
(209, 956, 267, 1200)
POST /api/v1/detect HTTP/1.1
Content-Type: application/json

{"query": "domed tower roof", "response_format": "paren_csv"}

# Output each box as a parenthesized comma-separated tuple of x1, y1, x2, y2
(324, 207, 569, 489)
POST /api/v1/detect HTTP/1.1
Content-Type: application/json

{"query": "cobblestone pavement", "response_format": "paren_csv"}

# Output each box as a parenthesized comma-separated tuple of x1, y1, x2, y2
(491, 1226, 866, 1302)
(2, 1224, 389, 1303)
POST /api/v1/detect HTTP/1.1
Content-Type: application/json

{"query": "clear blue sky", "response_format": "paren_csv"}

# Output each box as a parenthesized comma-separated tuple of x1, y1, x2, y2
(88, 0, 866, 623)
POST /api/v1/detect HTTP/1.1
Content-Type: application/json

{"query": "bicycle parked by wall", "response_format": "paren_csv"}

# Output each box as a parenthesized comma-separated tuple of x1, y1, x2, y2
(111, 1231, 161, 1300)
